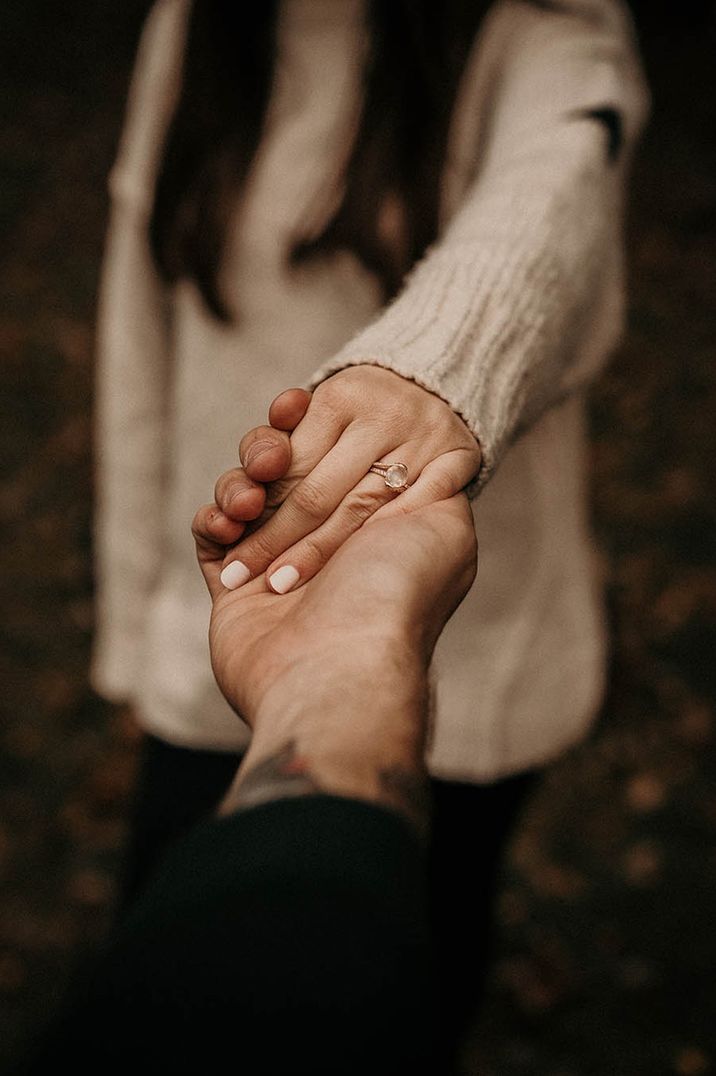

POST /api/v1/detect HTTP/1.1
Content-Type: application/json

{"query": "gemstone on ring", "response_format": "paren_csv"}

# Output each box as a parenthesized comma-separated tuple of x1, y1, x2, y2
(384, 463, 409, 489)
(368, 461, 409, 491)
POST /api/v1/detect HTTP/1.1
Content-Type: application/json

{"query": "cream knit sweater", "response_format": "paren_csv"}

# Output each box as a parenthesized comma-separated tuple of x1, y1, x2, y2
(92, 0, 649, 781)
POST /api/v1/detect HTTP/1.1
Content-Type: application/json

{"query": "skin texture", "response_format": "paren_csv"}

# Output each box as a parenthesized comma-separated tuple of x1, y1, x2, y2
(207, 366, 481, 594)
(192, 395, 477, 827)
(223, 740, 433, 836)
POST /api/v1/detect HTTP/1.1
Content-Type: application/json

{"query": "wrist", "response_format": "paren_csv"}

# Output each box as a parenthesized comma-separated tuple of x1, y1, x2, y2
(219, 638, 430, 830)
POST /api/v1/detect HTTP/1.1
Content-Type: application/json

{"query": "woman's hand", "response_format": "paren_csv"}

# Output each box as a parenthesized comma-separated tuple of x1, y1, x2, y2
(216, 366, 481, 593)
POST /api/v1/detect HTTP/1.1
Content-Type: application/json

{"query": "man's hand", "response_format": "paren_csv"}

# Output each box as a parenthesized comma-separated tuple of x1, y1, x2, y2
(193, 473, 477, 730)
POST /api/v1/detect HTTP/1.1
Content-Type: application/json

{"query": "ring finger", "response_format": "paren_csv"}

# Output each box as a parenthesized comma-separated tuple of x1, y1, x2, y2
(219, 430, 404, 588)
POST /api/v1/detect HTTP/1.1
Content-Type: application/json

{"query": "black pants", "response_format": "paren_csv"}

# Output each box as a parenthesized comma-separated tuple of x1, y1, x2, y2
(120, 735, 535, 1067)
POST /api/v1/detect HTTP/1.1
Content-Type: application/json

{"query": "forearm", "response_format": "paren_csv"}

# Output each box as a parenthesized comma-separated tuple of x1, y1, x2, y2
(219, 647, 431, 834)
(307, 0, 650, 490)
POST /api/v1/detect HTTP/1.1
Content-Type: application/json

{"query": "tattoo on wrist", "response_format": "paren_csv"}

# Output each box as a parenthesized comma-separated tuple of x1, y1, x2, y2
(229, 742, 319, 810)
(230, 740, 430, 835)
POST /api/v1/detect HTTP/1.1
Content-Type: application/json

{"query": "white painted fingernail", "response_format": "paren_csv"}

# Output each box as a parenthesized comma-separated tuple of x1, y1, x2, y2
(268, 565, 300, 594)
(220, 561, 251, 590)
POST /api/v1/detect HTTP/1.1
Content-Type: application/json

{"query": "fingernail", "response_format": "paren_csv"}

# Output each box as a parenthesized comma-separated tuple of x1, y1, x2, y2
(220, 561, 251, 590)
(268, 565, 300, 594)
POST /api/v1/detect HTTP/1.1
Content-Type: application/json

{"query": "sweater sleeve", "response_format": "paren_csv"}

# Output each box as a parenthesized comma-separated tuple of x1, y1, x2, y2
(91, 0, 189, 702)
(306, 0, 650, 489)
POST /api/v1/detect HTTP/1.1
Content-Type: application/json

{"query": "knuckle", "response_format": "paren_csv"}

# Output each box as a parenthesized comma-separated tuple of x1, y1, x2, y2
(296, 532, 325, 568)
(243, 527, 277, 565)
(342, 485, 385, 528)
(423, 471, 454, 501)
(290, 479, 330, 523)
(311, 392, 341, 427)
(455, 426, 481, 458)
(447, 442, 482, 487)
(449, 416, 480, 455)
(314, 371, 357, 413)
(266, 474, 300, 509)
(312, 378, 340, 408)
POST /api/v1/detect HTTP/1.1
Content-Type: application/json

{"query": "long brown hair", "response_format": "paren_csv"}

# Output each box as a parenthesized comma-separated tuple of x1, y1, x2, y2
(150, 1, 514, 320)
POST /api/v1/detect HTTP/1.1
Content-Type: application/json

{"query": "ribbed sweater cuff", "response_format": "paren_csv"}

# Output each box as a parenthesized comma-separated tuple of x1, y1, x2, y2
(307, 141, 612, 494)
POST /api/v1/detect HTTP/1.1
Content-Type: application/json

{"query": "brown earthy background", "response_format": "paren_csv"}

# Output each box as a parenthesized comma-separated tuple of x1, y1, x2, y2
(1, 2, 714, 1072)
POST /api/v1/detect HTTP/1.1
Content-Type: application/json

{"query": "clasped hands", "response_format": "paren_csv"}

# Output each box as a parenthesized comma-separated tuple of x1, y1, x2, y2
(192, 367, 479, 820)
(198, 366, 481, 595)
(193, 366, 480, 713)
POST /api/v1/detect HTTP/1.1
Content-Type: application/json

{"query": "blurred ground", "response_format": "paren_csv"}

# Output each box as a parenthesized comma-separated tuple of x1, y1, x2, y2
(0, 2, 714, 1073)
